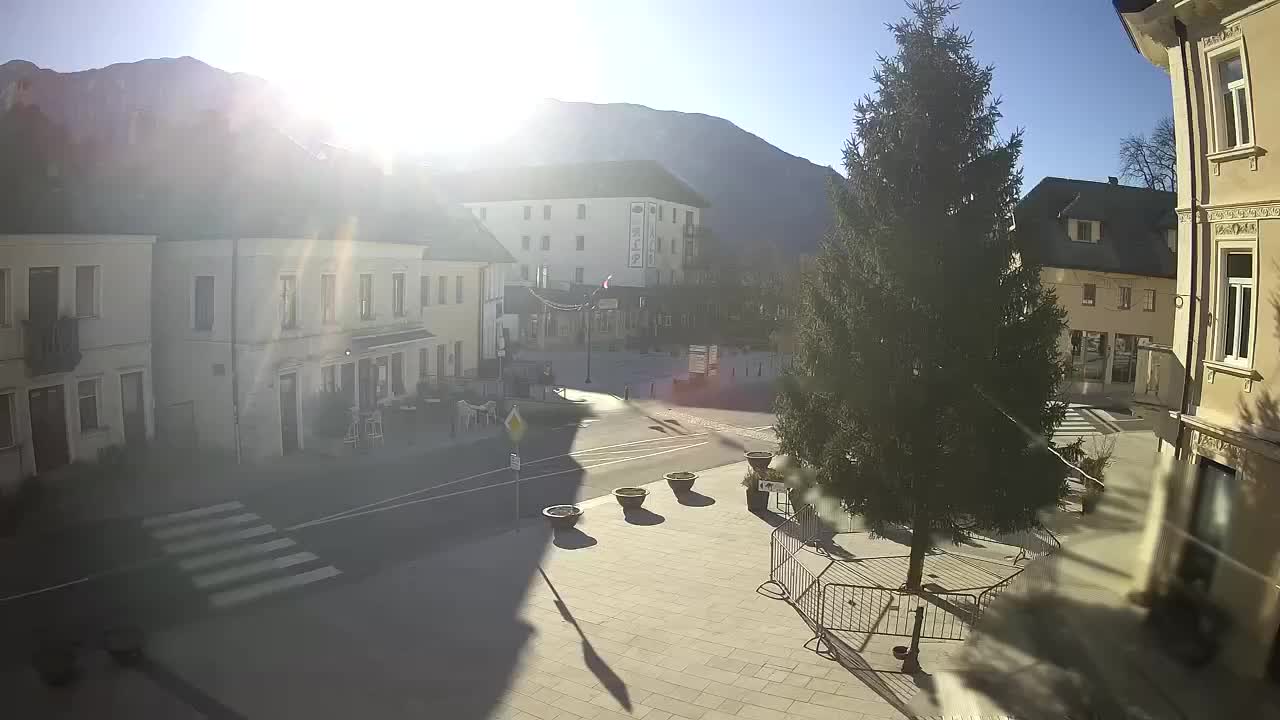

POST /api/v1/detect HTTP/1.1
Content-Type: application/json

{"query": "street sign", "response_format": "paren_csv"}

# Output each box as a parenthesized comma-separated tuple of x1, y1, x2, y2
(504, 405, 526, 444)
(510, 453, 521, 471)
(597, 298, 618, 310)
(759, 479, 787, 493)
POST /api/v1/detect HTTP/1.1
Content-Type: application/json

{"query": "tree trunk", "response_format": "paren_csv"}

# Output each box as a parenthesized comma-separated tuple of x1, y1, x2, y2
(905, 510, 932, 591)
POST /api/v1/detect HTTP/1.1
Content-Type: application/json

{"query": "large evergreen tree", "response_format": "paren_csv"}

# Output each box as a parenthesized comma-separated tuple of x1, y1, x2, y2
(775, 0, 1068, 590)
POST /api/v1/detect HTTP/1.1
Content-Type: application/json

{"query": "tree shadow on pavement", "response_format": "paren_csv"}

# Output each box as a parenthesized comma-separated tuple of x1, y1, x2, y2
(537, 567, 631, 712)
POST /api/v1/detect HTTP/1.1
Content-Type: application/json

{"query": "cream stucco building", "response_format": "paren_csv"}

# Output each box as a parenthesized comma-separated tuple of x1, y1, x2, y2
(1117, 0, 1280, 682)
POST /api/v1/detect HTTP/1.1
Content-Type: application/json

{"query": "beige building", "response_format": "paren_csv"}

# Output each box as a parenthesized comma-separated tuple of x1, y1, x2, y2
(1016, 177, 1178, 395)
(1118, 0, 1280, 682)
(0, 234, 155, 490)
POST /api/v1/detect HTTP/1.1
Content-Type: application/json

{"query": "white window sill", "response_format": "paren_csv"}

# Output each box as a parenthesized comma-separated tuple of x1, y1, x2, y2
(1203, 359, 1260, 391)
(1206, 144, 1264, 171)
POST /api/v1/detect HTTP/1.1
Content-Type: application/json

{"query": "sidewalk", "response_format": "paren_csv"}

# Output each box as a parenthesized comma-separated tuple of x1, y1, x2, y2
(12, 460, 916, 720)
(910, 431, 1280, 719)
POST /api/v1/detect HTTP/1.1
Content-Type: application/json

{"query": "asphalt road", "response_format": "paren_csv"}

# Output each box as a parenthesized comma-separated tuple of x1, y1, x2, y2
(0, 381, 778, 672)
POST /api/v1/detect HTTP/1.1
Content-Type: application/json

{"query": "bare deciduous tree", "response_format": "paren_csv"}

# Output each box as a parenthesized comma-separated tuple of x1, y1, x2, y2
(1119, 116, 1176, 192)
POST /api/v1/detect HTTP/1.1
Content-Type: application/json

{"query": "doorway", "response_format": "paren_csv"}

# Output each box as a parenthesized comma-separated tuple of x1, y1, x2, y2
(29, 384, 69, 473)
(436, 345, 447, 383)
(279, 372, 300, 455)
(121, 371, 146, 446)
(358, 358, 373, 411)
(341, 362, 356, 408)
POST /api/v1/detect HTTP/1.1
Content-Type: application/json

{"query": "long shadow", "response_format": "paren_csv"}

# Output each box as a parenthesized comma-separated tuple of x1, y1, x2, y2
(553, 527, 598, 548)
(537, 567, 631, 711)
(622, 508, 664, 526)
(676, 490, 715, 507)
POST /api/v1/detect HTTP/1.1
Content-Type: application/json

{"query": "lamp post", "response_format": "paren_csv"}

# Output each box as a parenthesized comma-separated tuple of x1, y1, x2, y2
(584, 275, 612, 385)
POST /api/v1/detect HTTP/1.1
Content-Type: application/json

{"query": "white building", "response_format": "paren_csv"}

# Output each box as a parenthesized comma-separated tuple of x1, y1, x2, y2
(0, 234, 156, 487)
(443, 160, 710, 290)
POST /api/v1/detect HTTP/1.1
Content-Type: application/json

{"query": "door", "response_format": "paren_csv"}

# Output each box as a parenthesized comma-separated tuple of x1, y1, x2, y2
(454, 341, 463, 377)
(28, 267, 59, 321)
(1111, 334, 1137, 385)
(358, 358, 373, 411)
(279, 372, 300, 455)
(341, 362, 356, 408)
(120, 371, 146, 446)
(29, 385, 69, 473)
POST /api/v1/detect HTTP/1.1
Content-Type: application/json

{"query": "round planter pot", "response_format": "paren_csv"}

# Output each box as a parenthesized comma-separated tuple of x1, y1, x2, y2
(104, 625, 144, 667)
(745, 451, 775, 473)
(664, 471, 698, 494)
(892, 645, 911, 661)
(746, 487, 769, 512)
(543, 504, 583, 532)
(613, 487, 648, 511)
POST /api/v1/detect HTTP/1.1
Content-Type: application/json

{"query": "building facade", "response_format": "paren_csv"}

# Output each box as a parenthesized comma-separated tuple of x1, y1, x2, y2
(152, 237, 502, 460)
(443, 161, 709, 290)
(1117, 0, 1280, 682)
(0, 234, 156, 490)
(1015, 177, 1178, 395)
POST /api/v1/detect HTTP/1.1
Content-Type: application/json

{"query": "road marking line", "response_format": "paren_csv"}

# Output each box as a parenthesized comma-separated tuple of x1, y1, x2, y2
(142, 501, 245, 527)
(164, 525, 276, 555)
(209, 566, 341, 608)
(291, 432, 711, 529)
(178, 538, 299, 571)
(289, 441, 708, 531)
(193, 551, 319, 589)
(149, 513, 261, 540)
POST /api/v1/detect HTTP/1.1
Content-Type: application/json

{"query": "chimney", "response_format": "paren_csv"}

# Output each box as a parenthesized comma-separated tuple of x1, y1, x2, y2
(1108, 176, 1119, 185)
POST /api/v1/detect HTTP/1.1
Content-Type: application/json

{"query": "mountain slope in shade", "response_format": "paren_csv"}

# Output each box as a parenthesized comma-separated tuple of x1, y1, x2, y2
(0, 57, 294, 145)
(437, 100, 838, 255)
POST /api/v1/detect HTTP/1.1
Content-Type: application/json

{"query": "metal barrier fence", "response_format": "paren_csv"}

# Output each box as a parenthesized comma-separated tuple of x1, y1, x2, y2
(820, 584, 979, 641)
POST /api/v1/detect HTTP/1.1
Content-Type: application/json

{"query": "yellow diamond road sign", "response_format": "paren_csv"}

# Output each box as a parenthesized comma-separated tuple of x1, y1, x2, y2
(504, 406, 526, 444)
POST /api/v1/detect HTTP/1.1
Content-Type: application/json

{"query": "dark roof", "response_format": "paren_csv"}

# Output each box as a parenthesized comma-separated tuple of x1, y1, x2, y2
(1014, 177, 1176, 279)
(440, 160, 710, 208)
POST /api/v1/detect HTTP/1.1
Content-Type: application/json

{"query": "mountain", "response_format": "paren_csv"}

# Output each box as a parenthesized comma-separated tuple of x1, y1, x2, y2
(0, 56, 295, 145)
(435, 100, 838, 255)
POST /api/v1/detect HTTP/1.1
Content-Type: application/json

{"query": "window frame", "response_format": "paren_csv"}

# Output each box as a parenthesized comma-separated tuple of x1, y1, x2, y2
(420, 275, 431, 307)
(575, 235, 585, 251)
(74, 264, 101, 318)
(543, 204, 551, 220)
(320, 273, 337, 325)
(1069, 219, 1097, 244)
(1082, 283, 1096, 307)
(392, 272, 406, 317)
(1205, 38, 1256, 154)
(520, 265, 529, 281)
(0, 392, 13, 449)
(521, 235, 530, 251)
(77, 376, 102, 433)
(0, 268, 9, 328)
(1118, 286, 1132, 311)
(280, 273, 299, 329)
(192, 274, 215, 332)
(359, 273, 374, 320)
(574, 267, 584, 284)
(1142, 288, 1156, 313)
(438, 275, 448, 305)
(1217, 245, 1257, 366)
(523, 206, 532, 220)
(455, 275, 464, 304)
(540, 235, 551, 251)
(577, 203, 586, 220)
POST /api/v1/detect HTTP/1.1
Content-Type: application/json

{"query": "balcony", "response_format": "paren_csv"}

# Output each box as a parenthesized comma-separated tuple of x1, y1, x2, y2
(682, 224, 713, 239)
(24, 317, 81, 377)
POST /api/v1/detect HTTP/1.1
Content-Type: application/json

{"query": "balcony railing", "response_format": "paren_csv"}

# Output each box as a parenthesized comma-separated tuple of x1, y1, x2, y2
(24, 316, 81, 376)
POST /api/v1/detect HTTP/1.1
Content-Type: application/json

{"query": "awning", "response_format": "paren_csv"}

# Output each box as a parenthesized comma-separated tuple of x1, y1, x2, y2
(350, 327, 436, 353)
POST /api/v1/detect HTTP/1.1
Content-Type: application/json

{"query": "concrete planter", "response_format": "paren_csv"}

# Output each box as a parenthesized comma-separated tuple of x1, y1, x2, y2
(664, 471, 697, 494)
(543, 504, 583, 532)
(746, 487, 769, 511)
(612, 487, 648, 511)
(745, 451, 774, 472)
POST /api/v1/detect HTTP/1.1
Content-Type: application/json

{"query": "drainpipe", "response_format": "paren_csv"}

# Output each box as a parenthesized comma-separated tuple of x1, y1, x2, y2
(230, 237, 242, 464)
(1173, 17, 1198, 459)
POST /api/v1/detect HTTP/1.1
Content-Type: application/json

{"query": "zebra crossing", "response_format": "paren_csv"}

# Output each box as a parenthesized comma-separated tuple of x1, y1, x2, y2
(143, 501, 340, 608)
(1052, 405, 1104, 445)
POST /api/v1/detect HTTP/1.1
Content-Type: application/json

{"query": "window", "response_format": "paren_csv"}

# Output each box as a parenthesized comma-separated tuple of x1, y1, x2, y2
(1082, 283, 1096, 306)
(75, 265, 98, 317)
(478, 207, 487, 220)
(1070, 219, 1096, 243)
(1215, 54, 1251, 149)
(321, 274, 336, 324)
(1118, 286, 1132, 310)
(0, 393, 13, 448)
(520, 265, 529, 281)
(455, 275, 464, 304)
(521, 235, 530, 251)
(420, 275, 431, 307)
(538, 265, 549, 288)
(359, 273, 373, 320)
(656, 237, 663, 252)
(193, 275, 214, 331)
(577, 203, 586, 220)
(669, 269, 675, 285)
(576, 235, 585, 251)
(685, 210, 694, 227)
(391, 352, 405, 395)
(671, 238, 679, 256)
(392, 272, 406, 316)
(0, 268, 9, 327)
(280, 274, 298, 328)
(78, 378, 100, 432)
(419, 348, 429, 378)
(1179, 459, 1236, 587)
(575, 267, 584, 284)
(541, 235, 550, 251)
(672, 208, 676, 224)
(659, 205, 664, 221)
(438, 275, 448, 305)
(1166, 228, 1177, 253)
(375, 356, 388, 399)
(321, 365, 338, 393)
(1143, 289, 1156, 313)
(523, 205, 532, 220)
(1221, 251, 1253, 363)
(543, 204, 551, 220)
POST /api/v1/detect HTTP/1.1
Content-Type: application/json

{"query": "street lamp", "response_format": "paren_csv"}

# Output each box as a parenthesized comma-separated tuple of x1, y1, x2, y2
(584, 275, 612, 385)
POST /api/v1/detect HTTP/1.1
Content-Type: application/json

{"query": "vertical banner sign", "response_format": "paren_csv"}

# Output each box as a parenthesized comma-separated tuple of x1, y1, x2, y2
(646, 202, 658, 267)
(628, 202, 645, 268)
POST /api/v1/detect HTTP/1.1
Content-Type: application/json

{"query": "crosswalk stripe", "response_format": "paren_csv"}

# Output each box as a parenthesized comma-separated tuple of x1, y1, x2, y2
(192, 551, 319, 589)
(142, 501, 245, 527)
(208, 566, 341, 608)
(178, 538, 298, 571)
(150, 513, 261, 540)
(164, 525, 276, 554)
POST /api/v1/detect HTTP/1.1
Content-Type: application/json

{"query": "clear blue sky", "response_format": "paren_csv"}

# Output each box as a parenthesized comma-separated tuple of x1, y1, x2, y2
(5, 0, 1172, 190)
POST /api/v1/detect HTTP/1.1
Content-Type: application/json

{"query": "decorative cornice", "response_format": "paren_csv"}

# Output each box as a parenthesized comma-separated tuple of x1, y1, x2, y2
(1205, 204, 1280, 222)
(1200, 23, 1241, 49)
(1213, 220, 1258, 238)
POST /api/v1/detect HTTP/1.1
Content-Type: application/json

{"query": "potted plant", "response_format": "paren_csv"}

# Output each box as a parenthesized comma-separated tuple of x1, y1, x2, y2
(612, 487, 648, 510)
(745, 451, 774, 473)
(664, 471, 697, 494)
(743, 470, 770, 511)
(542, 504, 583, 532)
(1078, 437, 1115, 514)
